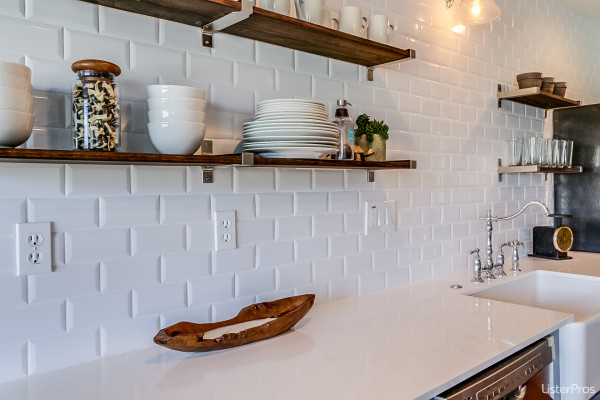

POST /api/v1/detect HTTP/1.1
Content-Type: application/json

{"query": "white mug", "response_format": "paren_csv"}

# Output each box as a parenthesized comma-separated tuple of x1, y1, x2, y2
(261, 0, 290, 16)
(368, 15, 394, 44)
(299, 0, 325, 24)
(334, 6, 368, 37)
(322, 8, 333, 28)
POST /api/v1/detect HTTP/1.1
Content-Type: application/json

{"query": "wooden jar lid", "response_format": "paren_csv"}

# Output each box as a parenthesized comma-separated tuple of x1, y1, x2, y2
(71, 59, 121, 76)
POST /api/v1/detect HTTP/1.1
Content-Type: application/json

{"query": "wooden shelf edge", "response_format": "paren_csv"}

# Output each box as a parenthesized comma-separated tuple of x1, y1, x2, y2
(498, 165, 583, 174)
(78, 0, 413, 67)
(497, 86, 580, 110)
(0, 149, 416, 170)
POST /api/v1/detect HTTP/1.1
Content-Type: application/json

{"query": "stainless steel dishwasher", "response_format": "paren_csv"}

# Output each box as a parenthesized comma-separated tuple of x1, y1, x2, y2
(433, 336, 556, 400)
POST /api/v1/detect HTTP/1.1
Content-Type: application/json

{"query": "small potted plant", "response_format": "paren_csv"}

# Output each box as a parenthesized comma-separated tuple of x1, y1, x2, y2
(354, 114, 389, 161)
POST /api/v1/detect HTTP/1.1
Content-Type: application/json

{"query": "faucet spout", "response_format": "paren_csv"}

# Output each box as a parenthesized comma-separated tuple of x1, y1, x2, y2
(480, 200, 550, 222)
(477, 200, 550, 280)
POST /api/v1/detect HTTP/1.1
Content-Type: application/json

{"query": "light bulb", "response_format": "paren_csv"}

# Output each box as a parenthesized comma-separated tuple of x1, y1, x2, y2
(471, 1, 481, 16)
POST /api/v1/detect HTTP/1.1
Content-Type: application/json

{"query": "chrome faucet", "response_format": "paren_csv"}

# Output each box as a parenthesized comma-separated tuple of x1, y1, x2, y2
(477, 200, 550, 279)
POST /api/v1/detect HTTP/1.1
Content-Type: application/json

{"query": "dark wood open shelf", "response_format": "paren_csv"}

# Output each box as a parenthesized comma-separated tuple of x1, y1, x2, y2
(497, 86, 580, 110)
(78, 0, 413, 67)
(0, 149, 416, 170)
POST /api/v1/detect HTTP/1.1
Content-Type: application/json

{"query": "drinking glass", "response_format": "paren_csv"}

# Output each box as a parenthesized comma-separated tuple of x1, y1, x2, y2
(529, 137, 541, 165)
(552, 139, 562, 167)
(509, 139, 522, 166)
(565, 140, 574, 168)
(521, 138, 531, 165)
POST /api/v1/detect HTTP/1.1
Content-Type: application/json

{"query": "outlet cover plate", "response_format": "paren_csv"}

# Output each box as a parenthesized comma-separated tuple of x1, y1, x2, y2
(214, 210, 237, 251)
(16, 222, 53, 276)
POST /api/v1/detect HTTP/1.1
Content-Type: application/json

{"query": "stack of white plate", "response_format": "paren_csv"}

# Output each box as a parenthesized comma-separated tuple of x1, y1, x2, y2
(146, 85, 206, 155)
(0, 62, 33, 147)
(242, 99, 339, 159)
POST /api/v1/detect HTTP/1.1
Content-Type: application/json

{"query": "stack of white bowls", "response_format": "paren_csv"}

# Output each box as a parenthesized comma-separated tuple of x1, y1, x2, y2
(146, 85, 207, 155)
(0, 62, 33, 147)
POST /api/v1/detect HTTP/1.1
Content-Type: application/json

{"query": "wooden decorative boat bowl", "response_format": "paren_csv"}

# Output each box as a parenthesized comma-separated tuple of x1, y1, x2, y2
(154, 294, 315, 352)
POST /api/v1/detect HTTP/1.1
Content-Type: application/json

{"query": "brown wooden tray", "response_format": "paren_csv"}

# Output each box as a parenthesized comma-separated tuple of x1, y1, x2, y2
(154, 294, 315, 352)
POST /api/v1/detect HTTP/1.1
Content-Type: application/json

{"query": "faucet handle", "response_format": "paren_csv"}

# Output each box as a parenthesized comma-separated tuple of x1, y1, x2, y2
(494, 243, 509, 276)
(508, 240, 524, 272)
(469, 248, 484, 283)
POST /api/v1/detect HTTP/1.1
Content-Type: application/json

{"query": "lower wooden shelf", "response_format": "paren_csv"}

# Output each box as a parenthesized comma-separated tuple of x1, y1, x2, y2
(0, 148, 416, 173)
(497, 85, 580, 110)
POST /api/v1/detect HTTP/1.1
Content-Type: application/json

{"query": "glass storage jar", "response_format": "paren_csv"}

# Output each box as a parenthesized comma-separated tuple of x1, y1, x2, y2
(71, 59, 121, 151)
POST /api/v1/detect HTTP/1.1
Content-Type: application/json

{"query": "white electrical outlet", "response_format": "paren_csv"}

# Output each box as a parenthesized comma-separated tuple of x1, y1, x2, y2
(214, 211, 237, 251)
(364, 201, 396, 235)
(16, 222, 53, 276)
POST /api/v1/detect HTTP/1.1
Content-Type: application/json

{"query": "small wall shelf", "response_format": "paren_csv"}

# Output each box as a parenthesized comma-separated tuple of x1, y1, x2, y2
(78, 0, 415, 81)
(0, 149, 416, 183)
(497, 85, 580, 110)
(497, 159, 582, 182)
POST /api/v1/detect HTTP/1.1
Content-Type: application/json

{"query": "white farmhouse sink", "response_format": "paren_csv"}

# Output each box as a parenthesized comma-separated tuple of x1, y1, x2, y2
(468, 270, 600, 400)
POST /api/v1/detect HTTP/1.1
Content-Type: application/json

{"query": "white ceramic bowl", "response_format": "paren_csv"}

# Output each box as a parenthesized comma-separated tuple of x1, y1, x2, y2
(147, 97, 206, 112)
(0, 74, 32, 92)
(147, 109, 206, 124)
(0, 88, 33, 113)
(147, 121, 206, 155)
(146, 85, 206, 100)
(0, 62, 31, 81)
(0, 110, 33, 147)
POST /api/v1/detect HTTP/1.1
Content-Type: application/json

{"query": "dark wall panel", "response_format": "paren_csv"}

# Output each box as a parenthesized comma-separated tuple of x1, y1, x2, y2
(553, 103, 600, 253)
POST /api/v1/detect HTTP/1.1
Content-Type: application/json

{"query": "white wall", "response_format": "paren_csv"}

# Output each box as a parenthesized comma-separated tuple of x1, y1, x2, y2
(1, 0, 599, 382)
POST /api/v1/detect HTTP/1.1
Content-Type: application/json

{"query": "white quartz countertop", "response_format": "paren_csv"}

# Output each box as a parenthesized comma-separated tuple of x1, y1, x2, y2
(3, 253, 599, 400)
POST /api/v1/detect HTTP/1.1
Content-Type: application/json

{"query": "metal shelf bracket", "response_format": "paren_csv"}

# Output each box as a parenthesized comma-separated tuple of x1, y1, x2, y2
(202, 167, 214, 183)
(202, 0, 253, 47)
(367, 49, 415, 81)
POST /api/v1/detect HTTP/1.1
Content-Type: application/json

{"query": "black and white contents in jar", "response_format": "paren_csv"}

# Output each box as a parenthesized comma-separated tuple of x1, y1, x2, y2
(72, 79, 119, 151)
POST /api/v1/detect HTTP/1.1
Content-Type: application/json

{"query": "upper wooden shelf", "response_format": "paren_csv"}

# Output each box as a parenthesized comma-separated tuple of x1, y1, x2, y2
(0, 149, 416, 170)
(78, 0, 414, 68)
(497, 86, 581, 110)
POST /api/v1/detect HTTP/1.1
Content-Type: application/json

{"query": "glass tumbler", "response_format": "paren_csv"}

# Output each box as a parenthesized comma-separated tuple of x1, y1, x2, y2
(565, 140, 574, 168)
(521, 138, 531, 165)
(509, 139, 522, 166)
(540, 138, 552, 166)
(552, 139, 563, 167)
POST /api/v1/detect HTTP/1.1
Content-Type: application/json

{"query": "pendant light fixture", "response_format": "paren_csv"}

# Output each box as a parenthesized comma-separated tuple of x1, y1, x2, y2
(446, 0, 501, 29)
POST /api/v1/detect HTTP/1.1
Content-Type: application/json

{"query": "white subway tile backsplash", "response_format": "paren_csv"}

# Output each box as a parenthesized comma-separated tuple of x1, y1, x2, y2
(295, 237, 328, 262)
(188, 52, 234, 86)
(68, 290, 131, 331)
(237, 218, 274, 246)
(235, 61, 275, 92)
(26, 0, 98, 32)
(132, 224, 186, 256)
(64, 28, 128, 67)
(212, 33, 255, 62)
(131, 42, 185, 77)
(30, 329, 98, 374)
(276, 262, 311, 290)
(294, 192, 328, 215)
(189, 274, 234, 306)
(0, 273, 27, 309)
(312, 213, 344, 237)
(0, 16, 63, 60)
(99, 6, 158, 43)
(101, 315, 159, 357)
(0, 300, 65, 344)
(132, 166, 186, 195)
(276, 69, 312, 97)
(159, 195, 210, 224)
(213, 246, 255, 275)
(0, 0, 24, 17)
(0, 342, 27, 383)
(257, 42, 294, 70)
(100, 255, 160, 292)
(65, 228, 130, 264)
(28, 197, 98, 231)
(211, 84, 255, 114)
(276, 215, 311, 241)
(234, 167, 276, 193)
(66, 164, 130, 197)
(359, 271, 386, 294)
(256, 193, 293, 218)
(0, 163, 64, 198)
(236, 268, 275, 298)
(313, 257, 343, 283)
(100, 196, 158, 228)
(330, 277, 358, 300)
(161, 250, 211, 282)
(159, 20, 207, 53)
(257, 241, 294, 268)
(29, 263, 99, 304)
(313, 169, 345, 191)
(295, 50, 328, 77)
(133, 281, 186, 317)
(276, 168, 312, 192)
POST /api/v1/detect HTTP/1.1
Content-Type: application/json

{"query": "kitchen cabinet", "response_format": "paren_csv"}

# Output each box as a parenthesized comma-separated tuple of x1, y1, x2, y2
(77, 0, 415, 80)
